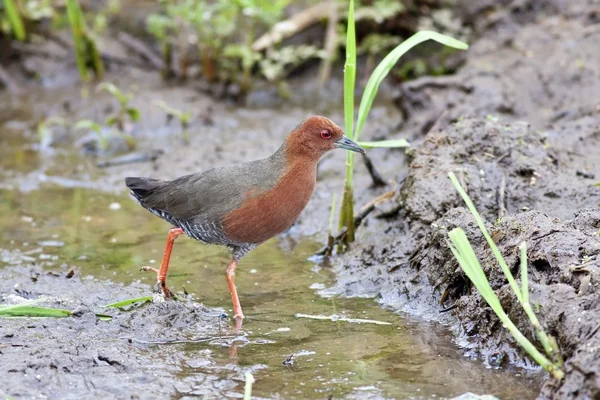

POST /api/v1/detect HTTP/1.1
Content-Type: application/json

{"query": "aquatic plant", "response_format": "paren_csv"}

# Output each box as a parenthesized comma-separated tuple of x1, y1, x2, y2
(338, 0, 469, 246)
(74, 119, 109, 151)
(66, 0, 104, 81)
(146, 12, 174, 79)
(192, 0, 240, 82)
(146, 0, 293, 92)
(2, 0, 26, 40)
(147, 0, 241, 81)
(154, 100, 192, 142)
(447, 171, 564, 380)
(97, 82, 139, 148)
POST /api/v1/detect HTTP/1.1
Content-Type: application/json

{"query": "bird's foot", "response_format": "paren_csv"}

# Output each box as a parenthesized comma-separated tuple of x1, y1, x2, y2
(141, 266, 173, 299)
(153, 282, 173, 299)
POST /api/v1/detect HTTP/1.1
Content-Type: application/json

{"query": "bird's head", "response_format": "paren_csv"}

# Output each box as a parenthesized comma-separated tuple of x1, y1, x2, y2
(285, 116, 365, 160)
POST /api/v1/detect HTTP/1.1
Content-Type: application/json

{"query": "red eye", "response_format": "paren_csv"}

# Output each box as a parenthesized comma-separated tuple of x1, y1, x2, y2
(321, 129, 332, 139)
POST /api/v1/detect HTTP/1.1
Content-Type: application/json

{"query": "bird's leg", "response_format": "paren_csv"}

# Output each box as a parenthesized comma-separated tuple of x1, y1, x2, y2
(141, 227, 184, 298)
(225, 259, 244, 320)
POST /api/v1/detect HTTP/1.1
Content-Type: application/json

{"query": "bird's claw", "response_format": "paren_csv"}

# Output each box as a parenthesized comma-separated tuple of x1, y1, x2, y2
(141, 266, 173, 299)
(153, 282, 173, 299)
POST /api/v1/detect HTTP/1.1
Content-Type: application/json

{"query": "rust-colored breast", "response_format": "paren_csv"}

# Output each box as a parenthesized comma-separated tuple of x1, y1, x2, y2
(221, 160, 316, 244)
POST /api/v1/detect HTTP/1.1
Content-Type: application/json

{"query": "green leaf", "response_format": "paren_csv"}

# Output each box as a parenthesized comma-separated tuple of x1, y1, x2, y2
(354, 31, 468, 141)
(66, 0, 90, 81)
(358, 139, 410, 149)
(447, 228, 559, 378)
(4, 0, 26, 41)
(74, 119, 101, 134)
(96, 314, 113, 321)
(328, 193, 337, 235)
(97, 82, 130, 105)
(0, 306, 72, 318)
(344, 0, 356, 140)
(122, 134, 137, 149)
(339, 0, 358, 243)
(103, 296, 153, 308)
(126, 107, 141, 122)
(594, 183, 600, 187)
(106, 115, 118, 127)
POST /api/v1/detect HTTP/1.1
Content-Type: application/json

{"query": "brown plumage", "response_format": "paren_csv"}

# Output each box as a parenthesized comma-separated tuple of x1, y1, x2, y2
(126, 115, 364, 321)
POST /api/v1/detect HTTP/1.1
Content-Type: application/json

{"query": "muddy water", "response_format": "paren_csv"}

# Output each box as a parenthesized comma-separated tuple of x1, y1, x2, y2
(0, 188, 543, 399)
(1, 89, 542, 399)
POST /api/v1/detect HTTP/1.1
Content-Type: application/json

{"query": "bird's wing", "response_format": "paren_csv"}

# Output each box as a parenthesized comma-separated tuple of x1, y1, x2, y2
(137, 157, 283, 223)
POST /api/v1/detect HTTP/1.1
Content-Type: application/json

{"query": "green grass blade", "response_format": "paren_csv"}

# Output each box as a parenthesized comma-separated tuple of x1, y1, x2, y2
(343, 0, 356, 140)
(103, 296, 153, 308)
(343, 0, 357, 187)
(95, 313, 113, 321)
(448, 228, 563, 379)
(0, 306, 72, 318)
(328, 193, 337, 235)
(358, 139, 410, 149)
(339, 0, 357, 245)
(355, 31, 468, 141)
(66, 0, 89, 81)
(448, 173, 564, 374)
(448, 171, 523, 303)
(520, 242, 529, 303)
(4, 0, 26, 41)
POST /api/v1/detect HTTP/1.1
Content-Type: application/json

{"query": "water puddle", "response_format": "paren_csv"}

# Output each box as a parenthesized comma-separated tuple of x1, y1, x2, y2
(0, 186, 543, 399)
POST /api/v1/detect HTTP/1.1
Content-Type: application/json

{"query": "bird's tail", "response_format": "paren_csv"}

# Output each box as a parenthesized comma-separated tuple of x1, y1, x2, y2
(125, 177, 163, 202)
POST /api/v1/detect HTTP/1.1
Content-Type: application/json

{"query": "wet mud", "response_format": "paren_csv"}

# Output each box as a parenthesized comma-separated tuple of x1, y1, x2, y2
(1, 0, 600, 399)
(331, 1, 600, 398)
(0, 264, 229, 399)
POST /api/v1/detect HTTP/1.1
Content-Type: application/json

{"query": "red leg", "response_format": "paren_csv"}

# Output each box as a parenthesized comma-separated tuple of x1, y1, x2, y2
(141, 227, 184, 298)
(225, 259, 244, 320)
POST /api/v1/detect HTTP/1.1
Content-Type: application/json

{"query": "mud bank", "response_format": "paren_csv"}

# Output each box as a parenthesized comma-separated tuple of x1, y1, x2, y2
(325, 1, 600, 398)
(332, 115, 599, 398)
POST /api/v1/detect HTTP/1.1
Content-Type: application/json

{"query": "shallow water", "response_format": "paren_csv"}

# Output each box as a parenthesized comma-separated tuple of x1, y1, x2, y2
(0, 83, 545, 399)
(0, 184, 544, 399)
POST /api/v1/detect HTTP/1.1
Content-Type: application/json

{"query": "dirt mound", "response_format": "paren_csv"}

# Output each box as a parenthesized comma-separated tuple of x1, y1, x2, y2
(331, 114, 599, 398)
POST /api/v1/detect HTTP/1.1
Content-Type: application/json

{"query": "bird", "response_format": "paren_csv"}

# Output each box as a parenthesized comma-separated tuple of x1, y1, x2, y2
(125, 116, 364, 321)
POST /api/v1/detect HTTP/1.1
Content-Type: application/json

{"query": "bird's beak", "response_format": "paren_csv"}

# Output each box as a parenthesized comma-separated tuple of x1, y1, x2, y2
(335, 135, 365, 154)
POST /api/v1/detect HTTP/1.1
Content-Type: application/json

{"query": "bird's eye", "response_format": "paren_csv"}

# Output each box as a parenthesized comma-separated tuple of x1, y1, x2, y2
(320, 129, 332, 139)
